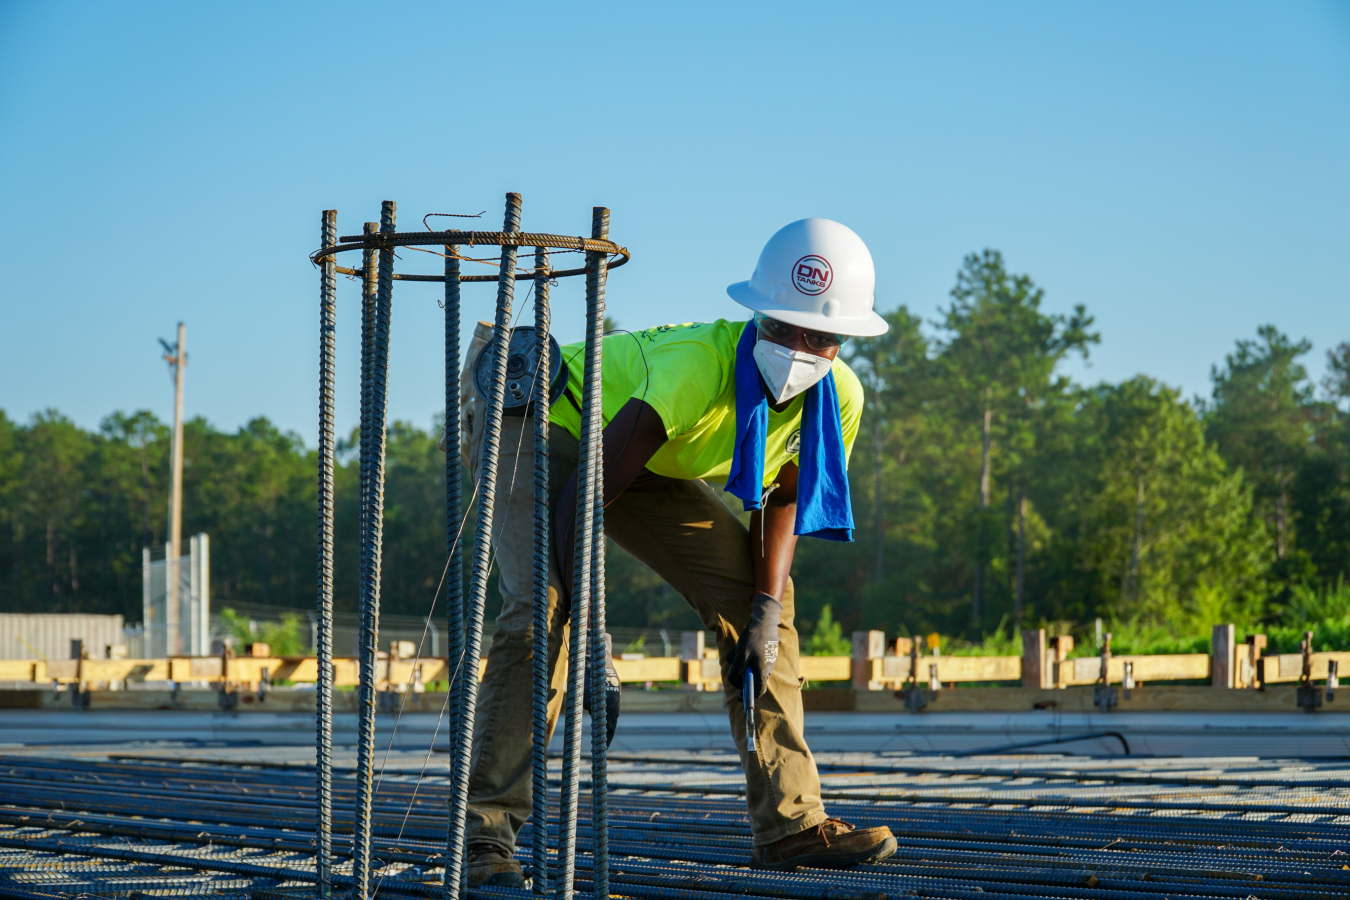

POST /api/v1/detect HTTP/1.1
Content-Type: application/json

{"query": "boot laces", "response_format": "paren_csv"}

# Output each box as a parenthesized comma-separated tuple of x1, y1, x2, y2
(815, 817, 854, 846)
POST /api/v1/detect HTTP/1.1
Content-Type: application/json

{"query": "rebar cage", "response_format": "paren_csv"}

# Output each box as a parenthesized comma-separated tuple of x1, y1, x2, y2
(312, 193, 624, 899)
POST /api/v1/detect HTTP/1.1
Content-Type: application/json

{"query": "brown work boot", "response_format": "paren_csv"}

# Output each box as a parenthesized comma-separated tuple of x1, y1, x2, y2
(466, 844, 526, 888)
(753, 818, 897, 870)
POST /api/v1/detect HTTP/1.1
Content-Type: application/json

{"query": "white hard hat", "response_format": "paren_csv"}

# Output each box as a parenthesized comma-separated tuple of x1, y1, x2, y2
(727, 218, 888, 337)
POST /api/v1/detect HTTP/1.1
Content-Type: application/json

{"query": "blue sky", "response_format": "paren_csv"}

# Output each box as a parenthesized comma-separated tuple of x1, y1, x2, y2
(2, 1, 1347, 443)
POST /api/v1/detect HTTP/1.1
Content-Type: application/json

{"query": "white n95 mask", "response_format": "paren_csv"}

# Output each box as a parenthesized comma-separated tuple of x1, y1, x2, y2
(752, 337, 833, 404)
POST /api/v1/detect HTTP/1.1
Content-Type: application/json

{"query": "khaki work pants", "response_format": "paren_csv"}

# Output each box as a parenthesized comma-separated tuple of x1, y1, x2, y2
(459, 326, 827, 852)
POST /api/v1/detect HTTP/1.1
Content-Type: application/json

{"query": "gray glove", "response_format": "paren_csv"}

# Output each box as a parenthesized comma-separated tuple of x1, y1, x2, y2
(729, 592, 782, 698)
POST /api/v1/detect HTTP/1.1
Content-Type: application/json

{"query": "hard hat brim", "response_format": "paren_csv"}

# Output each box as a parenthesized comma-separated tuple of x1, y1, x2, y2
(727, 281, 890, 337)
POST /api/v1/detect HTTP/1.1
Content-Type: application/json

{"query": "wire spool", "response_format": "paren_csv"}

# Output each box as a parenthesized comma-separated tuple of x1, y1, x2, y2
(473, 325, 567, 416)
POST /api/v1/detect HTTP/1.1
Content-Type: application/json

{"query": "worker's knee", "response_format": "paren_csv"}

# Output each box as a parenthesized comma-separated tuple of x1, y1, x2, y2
(492, 592, 535, 640)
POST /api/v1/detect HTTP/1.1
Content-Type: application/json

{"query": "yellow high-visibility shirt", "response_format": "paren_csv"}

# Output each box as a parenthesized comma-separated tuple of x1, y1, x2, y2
(549, 319, 862, 487)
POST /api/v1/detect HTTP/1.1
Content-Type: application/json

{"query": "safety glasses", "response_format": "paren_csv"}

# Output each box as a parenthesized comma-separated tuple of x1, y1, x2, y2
(754, 313, 849, 353)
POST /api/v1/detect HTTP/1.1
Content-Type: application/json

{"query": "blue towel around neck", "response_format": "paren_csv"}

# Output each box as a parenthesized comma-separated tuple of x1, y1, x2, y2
(724, 322, 855, 542)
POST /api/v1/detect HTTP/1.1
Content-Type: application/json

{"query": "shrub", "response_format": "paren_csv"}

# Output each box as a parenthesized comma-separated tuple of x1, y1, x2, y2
(804, 604, 851, 656)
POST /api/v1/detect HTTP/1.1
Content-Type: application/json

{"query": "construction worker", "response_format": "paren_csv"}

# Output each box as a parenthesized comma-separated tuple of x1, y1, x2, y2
(459, 218, 897, 887)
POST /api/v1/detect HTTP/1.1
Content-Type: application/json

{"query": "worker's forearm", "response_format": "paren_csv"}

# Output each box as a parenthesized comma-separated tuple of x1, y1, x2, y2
(750, 501, 797, 600)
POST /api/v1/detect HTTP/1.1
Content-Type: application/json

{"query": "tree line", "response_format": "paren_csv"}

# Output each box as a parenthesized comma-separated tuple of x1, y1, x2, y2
(2, 249, 1347, 647)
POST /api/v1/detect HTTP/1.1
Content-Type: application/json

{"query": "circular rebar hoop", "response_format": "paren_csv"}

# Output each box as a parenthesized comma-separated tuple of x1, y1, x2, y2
(315, 209, 338, 900)
(585, 207, 611, 900)
(311, 228, 629, 285)
(445, 193, 523, 898)
(442, 242, 465, 897)
(353, 202, 397, 899)
(530, 245, 552, 897)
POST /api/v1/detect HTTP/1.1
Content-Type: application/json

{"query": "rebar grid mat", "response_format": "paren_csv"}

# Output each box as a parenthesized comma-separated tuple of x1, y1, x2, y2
(3, 749, 1350, 899)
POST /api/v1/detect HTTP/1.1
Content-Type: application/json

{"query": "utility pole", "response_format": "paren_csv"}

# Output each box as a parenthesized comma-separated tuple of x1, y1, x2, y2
(161, 324, 187, 655)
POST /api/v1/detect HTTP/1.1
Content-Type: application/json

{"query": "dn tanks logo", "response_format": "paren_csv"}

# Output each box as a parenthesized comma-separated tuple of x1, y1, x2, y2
(792, 255, 832, 295)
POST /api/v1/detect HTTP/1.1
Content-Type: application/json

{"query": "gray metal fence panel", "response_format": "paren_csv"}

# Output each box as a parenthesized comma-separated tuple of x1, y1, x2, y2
(0, 614, 126, 661)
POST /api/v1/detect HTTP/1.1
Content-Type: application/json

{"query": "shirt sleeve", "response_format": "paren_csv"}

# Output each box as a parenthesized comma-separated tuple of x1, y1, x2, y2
(632, 342, 728, 440)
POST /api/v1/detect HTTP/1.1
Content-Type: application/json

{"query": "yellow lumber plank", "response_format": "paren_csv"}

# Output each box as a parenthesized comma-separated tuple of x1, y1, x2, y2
(1059, 654, 1209, 686)
(276, 659, 316, 681)
(1262, 652, 1350, 683)
(227, 659, 285, 682)
(1128, 654, 1210, 682)
(801, 657, 851, 682)
(935, 656, 1021, 682)
(613, 657, 682, 683)
(0, 661, 42, 681)
(419, 660, 452, 682)
(871, 656, 1021, 684)
(188, 658, 224, 679)
(0, 652, 1269, 693)
(76, 660, 172, 682)
(44, 660, 79, 681)
(334, 658, 360, 686)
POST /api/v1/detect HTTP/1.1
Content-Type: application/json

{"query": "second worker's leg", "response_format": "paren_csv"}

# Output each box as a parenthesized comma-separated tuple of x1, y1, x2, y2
(459, 331, 580, 880)
(602, 475, 826, 845)
(605, 474, 896, 868)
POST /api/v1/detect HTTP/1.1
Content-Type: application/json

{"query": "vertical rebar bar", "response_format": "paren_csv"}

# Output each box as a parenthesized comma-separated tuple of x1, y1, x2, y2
(584, 207, 610, 900)
(530, 246, 552, 897)
(558, 218, 601, 900)
(446, 193, 521, 898)
(358, 222, 379, 661)
(358, 221, 378, 598)
(442, 241, 465, 899)
(352, 219, 378, 895)
(556, 498, 589, 900)
(354, 201, 396, 899)
(315, 209, 338, 900)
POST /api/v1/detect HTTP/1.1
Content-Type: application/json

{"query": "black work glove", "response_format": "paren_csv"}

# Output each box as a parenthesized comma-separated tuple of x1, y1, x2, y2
(583, 632, 621, 748)
(728, 592, 782, 698)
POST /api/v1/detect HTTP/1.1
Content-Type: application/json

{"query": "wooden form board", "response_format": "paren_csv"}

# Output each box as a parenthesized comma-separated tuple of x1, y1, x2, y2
(0, 657, 484, 687)
(1054, 654, 1210, 685)
(870, 655, 1022, 683)
(802, 656, 852, 682)
(1260, 652, 1350, 683)
(679, 655, 1024, 687)
(9, 683, 1350, 713)
(13, 650, 1347, 692)
(612, 657, 681, 683)
(850, 684, 1350, 713)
